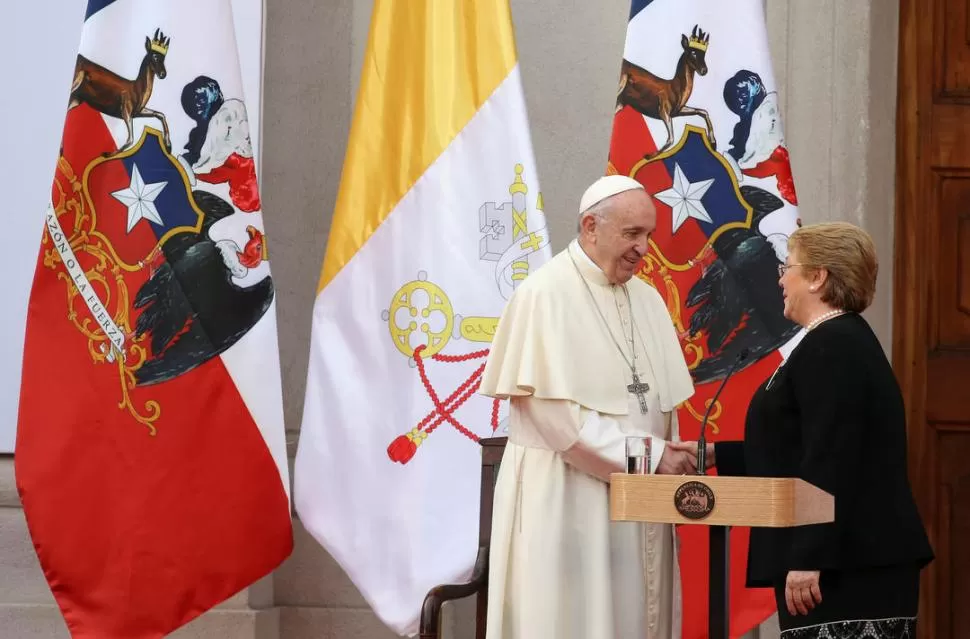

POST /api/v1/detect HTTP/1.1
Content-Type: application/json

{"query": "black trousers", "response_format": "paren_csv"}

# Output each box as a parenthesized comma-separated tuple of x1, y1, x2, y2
(773, 564, 920, 638)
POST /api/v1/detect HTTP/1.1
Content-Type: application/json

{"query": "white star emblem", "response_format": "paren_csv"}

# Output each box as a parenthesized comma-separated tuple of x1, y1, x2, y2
(111, 164, 167, 233)
(654, 163, 715, 234)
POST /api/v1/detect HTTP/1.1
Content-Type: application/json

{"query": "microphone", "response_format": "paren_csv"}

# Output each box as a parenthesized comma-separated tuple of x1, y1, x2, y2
(696, 348, 749, 475)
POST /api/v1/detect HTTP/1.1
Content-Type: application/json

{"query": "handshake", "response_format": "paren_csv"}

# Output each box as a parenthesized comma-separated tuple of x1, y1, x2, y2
(655, 441, 716, 475)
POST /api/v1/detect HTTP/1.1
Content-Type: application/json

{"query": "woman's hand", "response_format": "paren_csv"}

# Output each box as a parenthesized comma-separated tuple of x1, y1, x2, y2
(785, 570, 822, 616)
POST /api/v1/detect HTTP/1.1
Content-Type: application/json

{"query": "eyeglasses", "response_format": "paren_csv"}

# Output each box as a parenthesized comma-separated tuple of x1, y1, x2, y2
(777, 263, 812, 277)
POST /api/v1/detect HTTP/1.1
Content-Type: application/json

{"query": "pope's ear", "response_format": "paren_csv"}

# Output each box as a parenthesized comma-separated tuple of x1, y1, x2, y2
(579, 212, 597, 235)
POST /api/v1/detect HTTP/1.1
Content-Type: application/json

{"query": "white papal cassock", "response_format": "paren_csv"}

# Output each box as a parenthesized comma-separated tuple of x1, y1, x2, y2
(479, 239, 695, 639)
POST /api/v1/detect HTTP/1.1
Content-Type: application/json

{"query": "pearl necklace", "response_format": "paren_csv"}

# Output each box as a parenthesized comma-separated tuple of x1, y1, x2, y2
(806, 309, 845, 332)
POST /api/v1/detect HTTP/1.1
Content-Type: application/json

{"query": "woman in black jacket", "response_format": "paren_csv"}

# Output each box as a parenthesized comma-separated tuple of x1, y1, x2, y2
(702, 222, 933, 638)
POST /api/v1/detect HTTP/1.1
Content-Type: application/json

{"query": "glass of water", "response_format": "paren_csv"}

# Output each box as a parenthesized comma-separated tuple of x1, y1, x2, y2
(625, 436, 652, 475)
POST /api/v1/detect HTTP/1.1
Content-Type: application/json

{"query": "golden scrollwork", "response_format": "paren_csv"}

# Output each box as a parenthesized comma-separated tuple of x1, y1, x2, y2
(638, 253, 704, 370)
(45, 155, 162, 435)
(681, 395, 723, 435)
(639, 244, 725, 434)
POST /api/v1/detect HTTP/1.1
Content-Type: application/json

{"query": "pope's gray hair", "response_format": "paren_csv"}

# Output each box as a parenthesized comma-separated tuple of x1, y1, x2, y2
(577, 197, 613, 233)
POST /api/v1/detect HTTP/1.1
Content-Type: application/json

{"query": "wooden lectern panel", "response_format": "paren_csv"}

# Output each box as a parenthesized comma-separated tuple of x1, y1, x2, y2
(609, 474, 834, 528)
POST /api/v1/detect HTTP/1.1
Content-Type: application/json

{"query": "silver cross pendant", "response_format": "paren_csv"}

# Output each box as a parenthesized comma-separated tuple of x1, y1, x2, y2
(627, 372, 650, 414)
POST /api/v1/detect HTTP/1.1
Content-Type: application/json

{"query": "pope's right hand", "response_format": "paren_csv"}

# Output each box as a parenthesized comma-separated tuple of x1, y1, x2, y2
(656, 444, 698, 475)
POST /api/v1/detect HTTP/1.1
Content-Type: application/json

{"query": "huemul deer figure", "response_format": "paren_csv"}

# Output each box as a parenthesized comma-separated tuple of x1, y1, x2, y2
(616, 25, 715, 161)
(68, 28, 172, 156)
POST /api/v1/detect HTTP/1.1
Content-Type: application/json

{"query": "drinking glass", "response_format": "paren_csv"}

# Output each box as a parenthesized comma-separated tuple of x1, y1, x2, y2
(625, 436, 652, 474)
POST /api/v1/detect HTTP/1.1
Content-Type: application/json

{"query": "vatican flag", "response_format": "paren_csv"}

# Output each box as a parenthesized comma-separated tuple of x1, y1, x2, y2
(293, 1, 551, 634)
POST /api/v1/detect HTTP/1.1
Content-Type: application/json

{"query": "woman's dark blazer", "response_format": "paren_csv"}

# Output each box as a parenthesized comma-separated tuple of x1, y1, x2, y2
(714, 312, 933, 587)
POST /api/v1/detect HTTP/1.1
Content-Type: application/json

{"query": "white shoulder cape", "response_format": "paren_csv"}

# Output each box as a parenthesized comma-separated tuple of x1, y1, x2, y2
(480, 241, 694, 416)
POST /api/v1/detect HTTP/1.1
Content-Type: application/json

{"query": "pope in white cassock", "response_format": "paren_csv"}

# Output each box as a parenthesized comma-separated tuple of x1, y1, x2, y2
(479, 175, 698, 638)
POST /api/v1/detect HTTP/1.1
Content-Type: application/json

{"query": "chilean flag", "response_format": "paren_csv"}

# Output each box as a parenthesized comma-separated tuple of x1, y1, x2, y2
(608, 1, 803, 636)
(15, 1, 292, 637)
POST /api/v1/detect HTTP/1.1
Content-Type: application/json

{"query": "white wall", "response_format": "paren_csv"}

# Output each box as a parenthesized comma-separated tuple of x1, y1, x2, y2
(0, 0, 265, 453)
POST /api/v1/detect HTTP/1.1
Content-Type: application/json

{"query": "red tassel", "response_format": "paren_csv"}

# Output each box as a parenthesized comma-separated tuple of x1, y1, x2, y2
(387, 434, 417, 464)
(388, 428, 428, 464)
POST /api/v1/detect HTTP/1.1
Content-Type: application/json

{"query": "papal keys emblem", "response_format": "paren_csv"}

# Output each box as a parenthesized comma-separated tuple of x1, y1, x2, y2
(384, 165, 548, 464)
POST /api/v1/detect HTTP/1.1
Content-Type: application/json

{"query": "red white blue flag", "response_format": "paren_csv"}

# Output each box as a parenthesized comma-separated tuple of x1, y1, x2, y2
(15, 1, 292, 636)
(608, 0, 802, 636)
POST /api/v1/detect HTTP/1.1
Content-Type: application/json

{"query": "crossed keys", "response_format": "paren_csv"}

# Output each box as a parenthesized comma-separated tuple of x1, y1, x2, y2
(384, 165, 545, 464)
(383, 275, 502, 464)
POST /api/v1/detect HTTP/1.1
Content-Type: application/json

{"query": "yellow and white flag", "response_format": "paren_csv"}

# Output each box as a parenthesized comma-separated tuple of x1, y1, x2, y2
(293, 1, 551, 634)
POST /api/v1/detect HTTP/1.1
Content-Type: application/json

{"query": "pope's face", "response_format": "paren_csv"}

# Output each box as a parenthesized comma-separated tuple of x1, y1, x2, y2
(584, 190, 657, 284)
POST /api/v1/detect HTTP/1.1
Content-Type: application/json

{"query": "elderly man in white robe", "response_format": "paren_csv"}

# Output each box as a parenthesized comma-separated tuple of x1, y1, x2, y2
(479, 175, 698, 639)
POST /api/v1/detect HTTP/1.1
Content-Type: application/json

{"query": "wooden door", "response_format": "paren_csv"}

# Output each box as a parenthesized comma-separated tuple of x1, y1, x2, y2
(896, 0, 970, 637)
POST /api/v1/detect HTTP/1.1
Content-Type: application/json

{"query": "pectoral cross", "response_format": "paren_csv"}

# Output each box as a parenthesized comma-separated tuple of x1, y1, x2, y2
(627, 372, 650, 414)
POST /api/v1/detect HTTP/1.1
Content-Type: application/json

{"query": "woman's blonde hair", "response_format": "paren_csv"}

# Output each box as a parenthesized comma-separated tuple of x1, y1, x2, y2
(788, 222, 878, 313)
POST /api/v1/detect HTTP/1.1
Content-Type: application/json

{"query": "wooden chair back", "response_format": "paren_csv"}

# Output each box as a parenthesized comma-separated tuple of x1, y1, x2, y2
(418, 436, 507, 639)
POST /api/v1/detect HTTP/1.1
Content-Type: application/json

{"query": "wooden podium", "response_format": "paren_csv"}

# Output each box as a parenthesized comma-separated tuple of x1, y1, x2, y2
(609, 474, 834, 639)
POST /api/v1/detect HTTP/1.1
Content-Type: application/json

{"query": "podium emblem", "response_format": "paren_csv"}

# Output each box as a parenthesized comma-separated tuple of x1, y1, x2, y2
(674, 480, 716, 520)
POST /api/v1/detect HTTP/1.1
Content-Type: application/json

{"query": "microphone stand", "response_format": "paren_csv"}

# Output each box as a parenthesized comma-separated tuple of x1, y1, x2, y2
(694, 348, 748, 639)
(696, 349, 748, 475)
